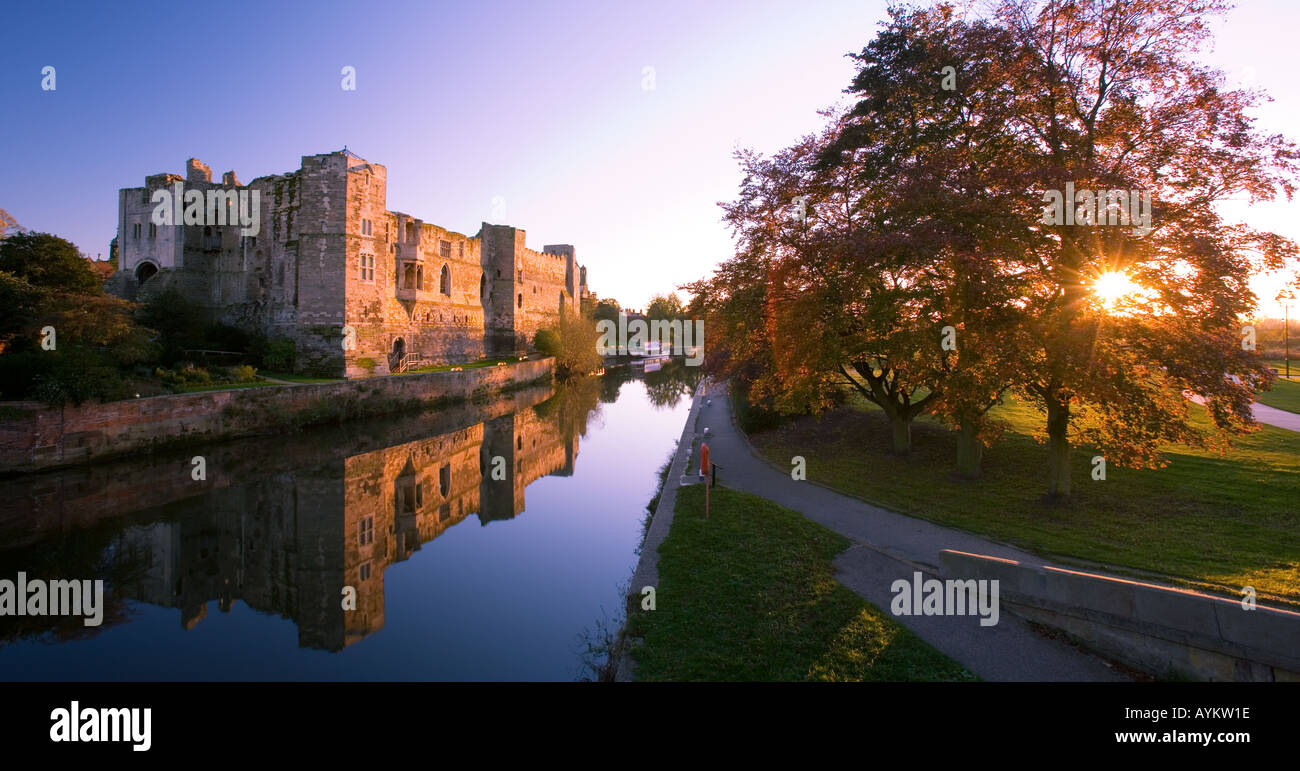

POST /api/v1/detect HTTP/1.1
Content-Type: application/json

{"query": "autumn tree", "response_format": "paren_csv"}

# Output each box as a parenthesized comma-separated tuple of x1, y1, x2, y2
(986, 0, 1298, 497)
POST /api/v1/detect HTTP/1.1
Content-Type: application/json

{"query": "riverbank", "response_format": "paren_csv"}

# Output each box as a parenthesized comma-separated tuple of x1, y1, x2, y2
(614, 381, 975, 681)
(0, 357, 553, 475)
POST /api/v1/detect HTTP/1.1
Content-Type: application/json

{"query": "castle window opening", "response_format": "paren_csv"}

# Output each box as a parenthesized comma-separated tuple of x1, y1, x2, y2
(440, 264, 451, 295)
(439, 240, 451, 259)
(132, 223, 141, 239)
(517, 293, 523, 308)
(149, 223, 157, 238)
(359, 253, 375, 282)
(439, 464, 450, 497)
(479, 273, 486, 299)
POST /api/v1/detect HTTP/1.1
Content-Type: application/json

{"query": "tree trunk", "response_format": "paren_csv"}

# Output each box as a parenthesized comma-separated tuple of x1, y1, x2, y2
(890, 413, 912, 454)
(1046, 396, 1071, 499)
(956, 419, 982, 479)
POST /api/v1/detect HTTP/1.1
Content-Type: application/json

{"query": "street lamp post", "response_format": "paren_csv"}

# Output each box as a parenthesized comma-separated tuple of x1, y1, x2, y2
(1279, 290, 1296, 379)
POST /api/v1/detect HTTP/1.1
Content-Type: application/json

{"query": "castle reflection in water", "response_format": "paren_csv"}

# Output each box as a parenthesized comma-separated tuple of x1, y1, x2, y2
(0, 363, 700, 658)
(116, 392, 580, 651)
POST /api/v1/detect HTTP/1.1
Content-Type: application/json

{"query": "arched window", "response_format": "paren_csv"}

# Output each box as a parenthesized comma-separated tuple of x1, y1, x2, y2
(479, 273, 486, 300)
(440, 264, 451, 295)
(517, 293, 523, 308)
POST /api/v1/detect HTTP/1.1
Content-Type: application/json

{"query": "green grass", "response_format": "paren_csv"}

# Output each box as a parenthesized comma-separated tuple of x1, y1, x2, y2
(747, 392, 1300, 607)
(1257, 376, 1300, 414)
(403, 356, 525, 374)
(258, 371, 342, 383)
(178, 380, 275, 393)
(627, 484, 977, 681)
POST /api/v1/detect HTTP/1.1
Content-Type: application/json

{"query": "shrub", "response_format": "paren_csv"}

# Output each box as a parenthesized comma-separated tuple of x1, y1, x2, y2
(261, 339, 296, 372)
(232, 364, 258, 382)
(534, 328, 561, 357)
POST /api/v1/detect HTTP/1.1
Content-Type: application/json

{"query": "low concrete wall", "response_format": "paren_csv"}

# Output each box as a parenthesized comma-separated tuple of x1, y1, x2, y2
(0, 358, 553, 474)
(940, 549, 1300, 681)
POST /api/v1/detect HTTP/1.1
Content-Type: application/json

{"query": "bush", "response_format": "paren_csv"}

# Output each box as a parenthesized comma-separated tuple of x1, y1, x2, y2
(261, 339, 295, 372)
(534, 329, 560, 357)
(538, 311, 603, 380)
(154, 365, 213, 388)
(356, 357, 377, 373)
(232, 364, 258, 382)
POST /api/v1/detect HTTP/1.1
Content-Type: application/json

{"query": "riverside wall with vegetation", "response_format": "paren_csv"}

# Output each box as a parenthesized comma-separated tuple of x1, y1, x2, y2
(0, 357, 553, 474)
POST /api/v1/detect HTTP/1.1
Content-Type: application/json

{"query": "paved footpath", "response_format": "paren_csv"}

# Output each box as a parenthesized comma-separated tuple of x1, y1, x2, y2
(1249, 401, 1300, 432)
(1185, 394, 1300, 432)
(695, 382, 1132, 681)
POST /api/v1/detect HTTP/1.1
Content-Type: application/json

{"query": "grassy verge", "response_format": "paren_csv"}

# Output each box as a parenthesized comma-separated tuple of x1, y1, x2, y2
(626, 483, 977, 681)
(258, 371, 342, 384)
(1256, 376, 1300, 414)
(404, 356, 526, 374)
(179, 380, 276, 393)
(746, 392, 1300, 606)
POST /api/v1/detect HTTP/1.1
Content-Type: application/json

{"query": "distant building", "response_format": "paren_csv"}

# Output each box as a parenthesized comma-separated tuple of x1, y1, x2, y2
(109, 150, 590, 377)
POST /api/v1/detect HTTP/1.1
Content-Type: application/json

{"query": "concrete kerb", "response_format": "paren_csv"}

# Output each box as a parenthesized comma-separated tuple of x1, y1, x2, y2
(941, 549, 1300, 680)
(613, 378, 711, 682)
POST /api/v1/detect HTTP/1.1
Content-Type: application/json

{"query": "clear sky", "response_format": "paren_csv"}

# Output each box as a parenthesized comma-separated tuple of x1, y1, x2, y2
(1, 0, 1296, 316)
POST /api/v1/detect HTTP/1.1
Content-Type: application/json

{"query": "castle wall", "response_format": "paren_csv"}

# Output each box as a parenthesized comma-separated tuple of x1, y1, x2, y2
(112, 151, 586, 378)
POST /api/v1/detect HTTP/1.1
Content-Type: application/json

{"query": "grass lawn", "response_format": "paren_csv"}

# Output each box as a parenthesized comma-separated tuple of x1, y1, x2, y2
(627, 483, 977, 681)
(258, 371, 343, 384)
(1257, 376, 1300, 414)
(746, 392, 1300, 607)
(404, 356, 525, 374)
(179, 380, 276, 393)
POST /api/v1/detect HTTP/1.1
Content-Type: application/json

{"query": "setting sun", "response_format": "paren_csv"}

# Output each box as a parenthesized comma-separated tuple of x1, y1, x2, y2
(1092, 270, 1140, 308)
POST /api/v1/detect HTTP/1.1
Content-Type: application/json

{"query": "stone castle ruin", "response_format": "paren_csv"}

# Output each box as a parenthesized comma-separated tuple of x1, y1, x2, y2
(109, 149, 589, 377)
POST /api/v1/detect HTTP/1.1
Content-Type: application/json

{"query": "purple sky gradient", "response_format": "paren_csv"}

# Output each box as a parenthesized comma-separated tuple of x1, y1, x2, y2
(1, 0, 1295, 314)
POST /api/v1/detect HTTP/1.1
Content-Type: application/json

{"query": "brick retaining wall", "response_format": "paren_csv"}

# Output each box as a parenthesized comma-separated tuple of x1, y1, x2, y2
(0, 358, 553, 474)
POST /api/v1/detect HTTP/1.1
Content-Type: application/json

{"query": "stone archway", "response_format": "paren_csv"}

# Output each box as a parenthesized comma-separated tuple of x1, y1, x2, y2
(134, 261, 158, 285)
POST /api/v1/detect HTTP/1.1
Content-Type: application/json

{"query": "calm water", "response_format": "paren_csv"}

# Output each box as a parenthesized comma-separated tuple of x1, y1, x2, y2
(0, 366, 698, 680)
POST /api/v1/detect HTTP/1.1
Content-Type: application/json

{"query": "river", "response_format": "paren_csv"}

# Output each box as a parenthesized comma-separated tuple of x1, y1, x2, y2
(0, 364, 699, 680)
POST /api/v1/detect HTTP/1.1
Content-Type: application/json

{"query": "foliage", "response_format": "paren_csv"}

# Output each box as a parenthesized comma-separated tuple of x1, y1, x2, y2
(0, 232, 101, 295)
(689, 0, 1299, 495)
(259, 338, 296, 372)
(534, 308, 602, 379)
(0, 256, 156, 405)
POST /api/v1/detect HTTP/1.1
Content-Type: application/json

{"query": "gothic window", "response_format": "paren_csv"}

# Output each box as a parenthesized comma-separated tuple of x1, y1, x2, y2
(479, 273, 486, 299)
(440, 264, 451, 295)
(439, 464, 450, 497)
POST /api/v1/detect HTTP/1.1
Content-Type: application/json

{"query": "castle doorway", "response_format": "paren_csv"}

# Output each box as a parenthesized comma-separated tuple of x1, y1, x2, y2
(134, 261, 158, 285)
(390, 337, 406, 371)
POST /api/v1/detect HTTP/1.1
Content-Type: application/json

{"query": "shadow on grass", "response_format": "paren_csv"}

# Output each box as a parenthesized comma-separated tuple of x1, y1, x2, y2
(749, 401, 1300, 606)
(627, 484, 976, 681)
